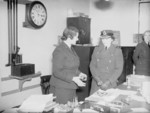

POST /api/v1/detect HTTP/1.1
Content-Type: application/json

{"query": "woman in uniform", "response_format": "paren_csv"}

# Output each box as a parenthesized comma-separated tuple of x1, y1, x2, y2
(90, 30, 124, 94)
(50, 26, 87, 104)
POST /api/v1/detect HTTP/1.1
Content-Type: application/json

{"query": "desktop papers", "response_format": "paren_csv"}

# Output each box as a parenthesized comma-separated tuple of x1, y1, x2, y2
(131, 108, 149, 112)
(85, 89, 120, 103)
(85, 88, 138, 106)
(116, 89, 137, 96)
(81, 109, 99, 113)
(18, 94, 56, 112)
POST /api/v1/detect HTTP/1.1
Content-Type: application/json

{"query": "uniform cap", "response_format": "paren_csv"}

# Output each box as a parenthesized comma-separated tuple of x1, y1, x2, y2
(101, 30, 115, 40)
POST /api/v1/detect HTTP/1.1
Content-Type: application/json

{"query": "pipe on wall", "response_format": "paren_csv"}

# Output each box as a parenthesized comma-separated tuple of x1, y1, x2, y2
(6, 0, 18, 66)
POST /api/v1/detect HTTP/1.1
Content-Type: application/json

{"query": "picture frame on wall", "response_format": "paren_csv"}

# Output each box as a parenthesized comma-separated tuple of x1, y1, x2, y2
(133, 34, 143, 43)
(112, 31, 120, 46)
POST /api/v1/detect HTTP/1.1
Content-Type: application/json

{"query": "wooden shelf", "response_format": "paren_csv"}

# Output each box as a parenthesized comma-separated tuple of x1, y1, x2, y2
(9, 71, 41, 91)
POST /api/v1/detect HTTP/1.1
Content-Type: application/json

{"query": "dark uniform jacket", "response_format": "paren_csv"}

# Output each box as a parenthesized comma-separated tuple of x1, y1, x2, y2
(90, 43, 124, 94)
(50, 42, 80, 89)
(133, 41, 150, 76)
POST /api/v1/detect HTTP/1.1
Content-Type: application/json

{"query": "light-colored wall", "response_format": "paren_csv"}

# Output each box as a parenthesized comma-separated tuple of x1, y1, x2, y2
(90, 0, 150, 46)
(0, 0, 89, 110)
(139, 2, 150, 33)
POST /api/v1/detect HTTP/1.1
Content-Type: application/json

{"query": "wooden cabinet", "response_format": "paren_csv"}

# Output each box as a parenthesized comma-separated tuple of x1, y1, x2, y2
(67, 17, 91, 44)
(73, 45, 94, 101)
(118, 47, 135, 85)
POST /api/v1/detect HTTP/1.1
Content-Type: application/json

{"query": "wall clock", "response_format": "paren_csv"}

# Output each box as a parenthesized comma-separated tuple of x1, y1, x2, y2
(24, 1, 47, 29)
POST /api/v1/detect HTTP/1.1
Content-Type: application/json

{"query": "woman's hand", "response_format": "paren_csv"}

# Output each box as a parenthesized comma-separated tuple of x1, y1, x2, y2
(100, 80, 111, 91)
(97, 81, 103, 86)
(72, 76, 86, 87)
(79, 73, 87, 82)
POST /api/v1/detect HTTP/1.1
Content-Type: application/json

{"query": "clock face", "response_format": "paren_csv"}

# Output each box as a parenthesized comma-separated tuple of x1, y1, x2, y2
(30, 3, 47, 26)
(26, 1, 47, 29)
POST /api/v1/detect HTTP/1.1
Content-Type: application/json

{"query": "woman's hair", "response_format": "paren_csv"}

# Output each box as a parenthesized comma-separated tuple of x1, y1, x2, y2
(143, 30, 150, 41)
(61, 26, 79, 41)
(144, 30, 150, 35)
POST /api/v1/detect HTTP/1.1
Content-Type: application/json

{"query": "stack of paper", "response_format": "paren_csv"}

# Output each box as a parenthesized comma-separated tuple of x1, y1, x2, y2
(85, 89, 120, 103)
(81, 109, 99, 113)
(18, 94, 57, 113)
(3, 108, 18, 113)
(116, 89, 137, 96)
(141, 81, 150, 104)
(127, 75, 150, 87)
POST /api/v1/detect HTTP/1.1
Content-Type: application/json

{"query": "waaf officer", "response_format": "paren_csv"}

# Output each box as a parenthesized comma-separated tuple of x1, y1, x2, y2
(90, 30, 124, 94)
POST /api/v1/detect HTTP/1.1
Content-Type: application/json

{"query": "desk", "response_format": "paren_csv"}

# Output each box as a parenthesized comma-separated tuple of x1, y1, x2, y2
(80, 84, 150, 113)
(19, 83, 150, 113)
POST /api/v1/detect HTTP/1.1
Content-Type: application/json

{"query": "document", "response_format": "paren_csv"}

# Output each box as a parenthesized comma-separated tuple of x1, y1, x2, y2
(85, 89, 120, 103)
(131, 108, 149, 112)
(81, 109, 99, 113)
(130, 95, 146, 102)
(18, 94, 56, 112)
(116, 89, 137, 96)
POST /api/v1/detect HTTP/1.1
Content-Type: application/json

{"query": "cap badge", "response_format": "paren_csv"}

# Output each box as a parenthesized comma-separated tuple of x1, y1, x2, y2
(103, 31, 107, 35)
